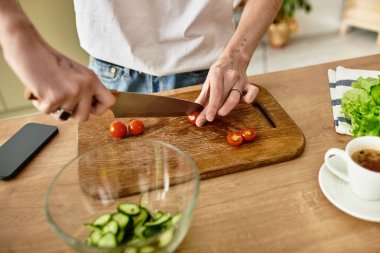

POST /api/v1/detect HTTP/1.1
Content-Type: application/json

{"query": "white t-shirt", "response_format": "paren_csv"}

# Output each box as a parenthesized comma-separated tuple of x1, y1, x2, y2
(73, 0, 235, 76)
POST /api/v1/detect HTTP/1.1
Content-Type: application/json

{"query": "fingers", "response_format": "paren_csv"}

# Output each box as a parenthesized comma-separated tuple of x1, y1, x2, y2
(71, 94, 92, 122)
(205, 71, 224, 122)
(195, 108, 208, 127)
(241, 84, 259, 104)
(91, 83, 116, 115)
(217, 87, 242, 116)
(30, 69, 113, 122)
(194, 77, 210, 106)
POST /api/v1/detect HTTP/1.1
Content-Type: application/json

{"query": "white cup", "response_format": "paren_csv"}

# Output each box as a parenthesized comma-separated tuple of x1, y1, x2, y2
(324, 136, 380, 201)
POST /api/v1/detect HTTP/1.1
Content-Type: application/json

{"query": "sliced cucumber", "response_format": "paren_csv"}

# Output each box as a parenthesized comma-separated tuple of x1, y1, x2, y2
(93, 214, 111, 227)
(139, 245, 155, 253)
(158, 228, 174, 248)
(153, 211, 164, 220)
(89, 230, 103, 246)
(112, 212, 131, 228)
(84, 203, 180, 251)
(117, 229, 125, 243)
(133, 207, 149, 225)
(145, 213, 171, 227)
(171, 213, 182, 226)
(103, 220, 119, 234)
(143, 226, 162, 238)
(97, 233, 118, 248)
(85, 223, 103, 233)
(134, 223, 146, 239)
(118, 203, 141, 216)
(124, 247, 138, 253)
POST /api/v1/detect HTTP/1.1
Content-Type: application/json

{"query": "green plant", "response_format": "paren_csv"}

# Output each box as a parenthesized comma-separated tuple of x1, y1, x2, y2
(274, 0, 312, 23)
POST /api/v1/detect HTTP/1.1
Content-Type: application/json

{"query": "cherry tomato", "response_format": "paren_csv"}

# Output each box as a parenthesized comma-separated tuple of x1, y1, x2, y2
(110, 121, 127, 138)
(128, 119, 145, 135)
(226, 132, 243, 146)
(187, 111, 201, 125)
(241, 128, 256, 142)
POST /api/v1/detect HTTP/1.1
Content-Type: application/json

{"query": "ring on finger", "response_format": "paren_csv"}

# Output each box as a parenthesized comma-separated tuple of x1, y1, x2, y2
(230, 88, 243, 96)
(55, 108, 73, 120)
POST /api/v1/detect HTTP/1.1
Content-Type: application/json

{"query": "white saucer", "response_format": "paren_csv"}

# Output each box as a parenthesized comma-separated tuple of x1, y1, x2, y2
(318, 155, 380, 222)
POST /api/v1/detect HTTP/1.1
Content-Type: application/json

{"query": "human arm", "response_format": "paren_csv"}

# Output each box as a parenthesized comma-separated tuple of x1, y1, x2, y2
(0, 0, 115, 122)
(195, 0, 282, 127)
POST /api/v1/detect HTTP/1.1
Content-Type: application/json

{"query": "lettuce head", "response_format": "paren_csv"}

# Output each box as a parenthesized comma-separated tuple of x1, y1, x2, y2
(341, 76, 380, 137)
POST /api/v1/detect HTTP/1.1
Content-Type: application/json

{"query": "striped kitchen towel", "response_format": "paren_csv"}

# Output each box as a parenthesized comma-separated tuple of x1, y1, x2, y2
(328, 66, 380, 135)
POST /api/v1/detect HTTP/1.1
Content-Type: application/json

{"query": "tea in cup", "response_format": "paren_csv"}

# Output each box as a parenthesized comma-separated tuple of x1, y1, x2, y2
(324, 136, 380, 201)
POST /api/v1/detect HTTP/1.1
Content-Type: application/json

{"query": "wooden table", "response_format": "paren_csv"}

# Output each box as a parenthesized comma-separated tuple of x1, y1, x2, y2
(1, 55, 380, 253)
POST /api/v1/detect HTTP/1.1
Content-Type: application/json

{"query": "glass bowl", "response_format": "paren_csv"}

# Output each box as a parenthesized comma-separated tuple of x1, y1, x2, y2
(46, 139, 200, 253)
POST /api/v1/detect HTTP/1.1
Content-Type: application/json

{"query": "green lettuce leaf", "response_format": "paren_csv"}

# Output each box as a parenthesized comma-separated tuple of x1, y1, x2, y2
(341, 76, 380, 137)
(352, 76, 380, 93)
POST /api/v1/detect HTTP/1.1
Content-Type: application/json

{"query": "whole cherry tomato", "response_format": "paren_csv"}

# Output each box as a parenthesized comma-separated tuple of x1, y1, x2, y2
(187, 111, 201, 125)
(128, 119, 145, 135)
(226, 132, 243, 146)
(110, 121, 127, 138)
(241, 128, 256, 142)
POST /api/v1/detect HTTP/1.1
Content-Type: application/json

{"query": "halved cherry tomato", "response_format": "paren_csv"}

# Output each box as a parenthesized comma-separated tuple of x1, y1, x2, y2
(187, 111, 201, 125)
(226, 132, 243, 146)
(241, 128, 256, 142)
(128, 119, 144, 135)
(110, 121, 127, 138)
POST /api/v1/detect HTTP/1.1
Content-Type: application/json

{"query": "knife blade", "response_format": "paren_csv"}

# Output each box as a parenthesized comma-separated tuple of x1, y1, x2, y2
(110, 91, 204, 117)
(25, 89, 204, 118)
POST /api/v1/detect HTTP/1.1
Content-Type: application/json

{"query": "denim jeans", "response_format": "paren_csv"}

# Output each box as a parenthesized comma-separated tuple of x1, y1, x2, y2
(88, 57, 208, 93)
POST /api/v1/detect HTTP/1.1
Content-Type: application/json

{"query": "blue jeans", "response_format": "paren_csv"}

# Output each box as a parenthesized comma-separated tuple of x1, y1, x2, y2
(89, 57, 208, 93)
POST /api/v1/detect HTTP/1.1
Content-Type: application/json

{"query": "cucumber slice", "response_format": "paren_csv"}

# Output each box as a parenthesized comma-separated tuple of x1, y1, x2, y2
(93, 214, 111, 227)
(133, 207, 149, 225)
(124, 247, 138, 253)
(139, 246, 155, 253)
(85, 237, 93, 246)
(103, 220, 119, 235)
(171, 213, 182, 225)
(145, 213, 171, 227)
(117, 229, 125, 243)
(84, 203, 182, 250)
(89, 230, 103, 246)
(113, 212, 131, 228)
(134, 224, 146, 239)
(154, 211, 164, 220)
(98, 233, 118, 248)
(158, 228, 174, 248)
(118, 203, 141, 216)
(127, 236, 144, 246)
(143, 226, 162, 238)
(85, 223, 103, 233)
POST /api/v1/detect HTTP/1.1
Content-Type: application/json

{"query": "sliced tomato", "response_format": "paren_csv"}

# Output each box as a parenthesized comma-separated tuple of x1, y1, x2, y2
(128, 119, 144, 135)
(187, 111, 201, 125)
(241, 128, 256, 142)
(110, 121, 127, 138)
(226, 132, 243, 146)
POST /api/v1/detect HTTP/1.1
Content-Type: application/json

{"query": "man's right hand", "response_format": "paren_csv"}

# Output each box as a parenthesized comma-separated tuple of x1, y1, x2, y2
(0, 0, 115, 122)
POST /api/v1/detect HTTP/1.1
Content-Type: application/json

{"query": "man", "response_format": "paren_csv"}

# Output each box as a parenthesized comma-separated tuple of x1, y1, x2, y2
(0, 0, 281, 126)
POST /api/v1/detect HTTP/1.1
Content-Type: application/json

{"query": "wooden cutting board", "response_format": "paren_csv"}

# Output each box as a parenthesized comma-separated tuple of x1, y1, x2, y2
(78, 85, 305, 180)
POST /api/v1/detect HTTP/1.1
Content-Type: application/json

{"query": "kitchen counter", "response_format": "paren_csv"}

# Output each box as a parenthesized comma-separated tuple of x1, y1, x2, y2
(1, 54, 380, 252)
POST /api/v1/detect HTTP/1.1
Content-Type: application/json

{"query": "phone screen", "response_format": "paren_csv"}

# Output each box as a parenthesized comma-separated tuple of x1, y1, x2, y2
(0, 123, 58, 179)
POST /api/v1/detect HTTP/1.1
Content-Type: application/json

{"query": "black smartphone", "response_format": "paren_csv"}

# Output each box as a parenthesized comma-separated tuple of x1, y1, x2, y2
(0, 123, 58, 180)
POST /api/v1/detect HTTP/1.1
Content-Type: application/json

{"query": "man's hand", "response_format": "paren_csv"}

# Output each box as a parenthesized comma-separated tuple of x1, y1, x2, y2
(195, 54, 258, 127)
(0, 0, 115, 122)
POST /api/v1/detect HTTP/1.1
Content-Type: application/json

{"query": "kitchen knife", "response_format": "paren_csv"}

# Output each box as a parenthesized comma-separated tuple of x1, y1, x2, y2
(25, 89, 204, 117)
(110, 91, 204, 117)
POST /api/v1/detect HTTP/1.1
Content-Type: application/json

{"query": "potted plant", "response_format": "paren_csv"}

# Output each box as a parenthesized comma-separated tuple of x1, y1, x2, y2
(268, 0, 312, 48)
